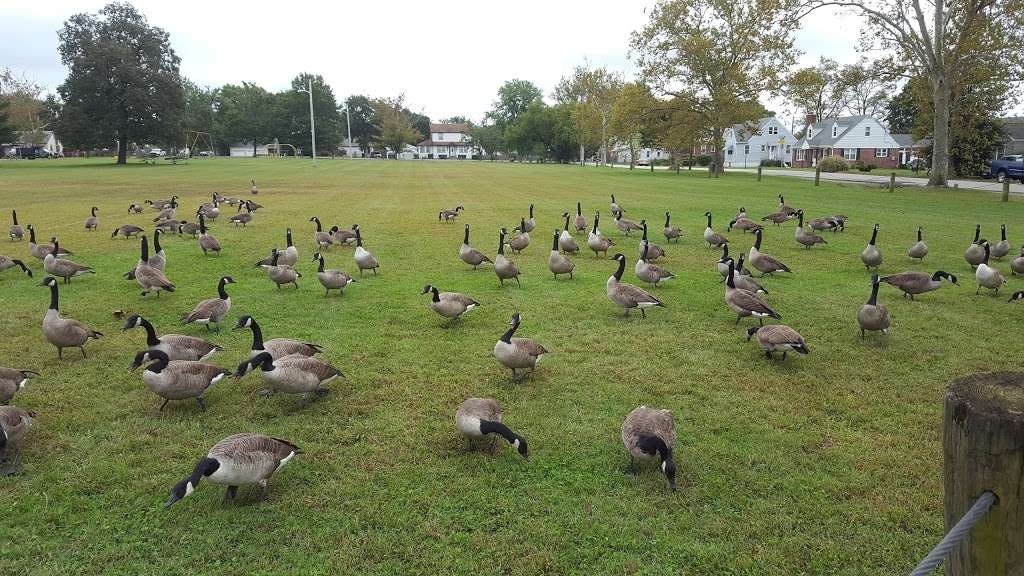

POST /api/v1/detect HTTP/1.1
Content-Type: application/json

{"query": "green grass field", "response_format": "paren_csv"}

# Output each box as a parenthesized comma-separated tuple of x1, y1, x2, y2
(1, 158, 1021, 574)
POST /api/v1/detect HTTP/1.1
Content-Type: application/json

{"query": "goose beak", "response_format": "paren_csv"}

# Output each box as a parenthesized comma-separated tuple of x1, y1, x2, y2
(128, 360, 142, 372)
(164, 492, 182, 509)
(668, 480, 677, 491)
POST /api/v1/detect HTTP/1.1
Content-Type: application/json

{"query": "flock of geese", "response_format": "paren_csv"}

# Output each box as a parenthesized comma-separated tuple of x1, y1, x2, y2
(1, 188, 1023, 497)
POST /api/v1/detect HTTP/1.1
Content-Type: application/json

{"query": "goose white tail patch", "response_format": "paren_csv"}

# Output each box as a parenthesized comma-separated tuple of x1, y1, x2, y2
(185, 481, 195, 497)
(465, 304, 477, 312)
(210, 373, 225, 385)
(18, 379, 28, 389)
(637, 302, 659, 308)
(276, 451, 296, 471)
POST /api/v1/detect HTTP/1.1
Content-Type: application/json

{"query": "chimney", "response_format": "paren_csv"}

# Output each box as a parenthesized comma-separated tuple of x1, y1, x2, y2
(804, 112, 817, 132)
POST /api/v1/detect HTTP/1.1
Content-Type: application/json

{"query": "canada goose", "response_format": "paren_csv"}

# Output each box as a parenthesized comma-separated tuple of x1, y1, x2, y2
(616, 212, 643, 236)
(831, 215, 849, 230)
(552, 213, 578, 254)
(0, 405, 34, 475)
(310, 217, 333, 248)
(421, 284, 480, 321)
(494, 228, 521, 287)
(245, 200, 264, 212)
(638, 221, 664, 260)
(574, 202, 587, 233)
(129, 350, 229, 411)
(39, 276, 102, 358)
(198, 197, 220, 220)
(907, 227, 928, 261)
(964, 225, 985, 269)
(548, 230, 575, 279)
(257, 228, 298, 267)
(493, 313, 547, 382)
(438, 206, 464, 222)
(636, 242, 674, 288)
(808, 216, 839, 233)
(111, 223, 144, 240)
(880, 270, 957, 300)
(228, 202, 253, 226)
(164, 433, 299, 508)
(776, 194, 796, 215)
(858, 274, 891, 337)
(746, 325, 809, 360)
(147, 196, 178, 210)
(353, 225, 379, 276)
(154, 219, 180, 234)
(181, 276, 235, 333)
(728, 216, 763, 234)
(703, 212, 728, 248)
(129, 203, 144, 213)
(178, 220, 199, 237)
(733, 207, 748, 221)
(214, 192, 241, 206)
(761, 210, 796, 226)
(749, 229, 791, 277)
(991, 224, 1011, 259)
(726, 258, 767, 294)
(1011, 251, 1024, 275)
(459, 224, 492, 269)
(148, 229, 167, 271)
(735, 252, 752, 276)
(607, 253, 663, 317)
(0, 256, 32, 278)
(235, 351, 342, 399)
(794, 210, 827, 249)
(975, 243, 1006, 294)
(724, 260, 780, 325)
(508, 218, 531, 253)
(9, 210, 24, 241)
(1009, 291, 1024, 302)
(84, 207, 99, 231)
(610, 195, 622, 217)
(28, 225, 71, 259)
(522, 204, 536, 232)
(860, 224, 883, 269)
(330, 225, 357, 246)
(258, 249, 300, 289)
(198, 214, 220, 255)
(250, 179, 258, 194)
(44, 239, 93, 283)
(716, 244, 732, 280)
(587, 213, 615, 257)
(134, 235, 175, 297)
(312, 252, 354, 296)
(233, 315, 322, 359)
(123, 314, 220, 361)
(663, 212, 681, 242)
(154, 199, 178, 222)
(0, 368, 37, 405)
(621, 406, 676, 491)
(456, 398, 528, 458)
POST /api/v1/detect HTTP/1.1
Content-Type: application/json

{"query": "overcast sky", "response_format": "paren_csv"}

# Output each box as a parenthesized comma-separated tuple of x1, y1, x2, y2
(3, 0, 898, 126)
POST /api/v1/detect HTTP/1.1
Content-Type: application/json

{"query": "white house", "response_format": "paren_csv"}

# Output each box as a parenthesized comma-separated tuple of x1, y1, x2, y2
(723, 117, 798, 168)
(612, 144, 670, 165)
(229, 143, 270, 157)
(793, 115, 903, 168)
(416, 123, 481, 159)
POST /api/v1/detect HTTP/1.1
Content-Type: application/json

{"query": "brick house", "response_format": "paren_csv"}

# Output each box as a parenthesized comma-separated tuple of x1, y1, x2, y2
(792, 114, 903, 169)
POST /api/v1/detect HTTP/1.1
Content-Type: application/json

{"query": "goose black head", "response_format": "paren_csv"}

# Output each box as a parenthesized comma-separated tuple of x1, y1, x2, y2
(311, 252, 322, 262)
(128, 349, 163, 371)
(609, 253, 625, 262)
(934, 271, 958, 285)
(165, 457, 220, 509)
(746, 326, 761, 340)
(232, 315, 254, 330)
(38, 276, 57, 287)
(662, 457, 677, 491)
(1009, 291, 1024, 302)
(510, 312, 521, 326)
(122, 314, 145, 331)
(420, 284, 435, 295)
(512, 436, 529, 460)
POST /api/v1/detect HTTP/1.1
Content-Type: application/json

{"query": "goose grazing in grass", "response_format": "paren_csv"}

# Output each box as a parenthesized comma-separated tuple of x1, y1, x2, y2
(39, 276, 102, 358)
(178, 220, 200, 237)
(635, 242, 674, 288)
(724, 260, 780, 325)
(975, 242, 1005, 295)
(638, 221, 664, 260)
(860, 224, 883, 270)
(746, 325, 809, 361)
(548, 230, 575, 279)
(197, 214, 220, 255)
(28, 226, 71, 260)
(761, 210, 796, 226)
(728, 216, 763, 234)
(43, 239, 93, 283)
(129, 203, 144, 214)
(830, 214, 848, 231)
(257, 228, 298, 267)
(494, 228, 521, 287)
(610, 195, 622, 218)
(857, 273, 891, 337)
(616, 212, 643, 236)
(964, 224, 985, 269)
(154, 219, 180, 235)
(558, 213, 580, 254)
(250, 179, 258, 195)
(330, 225, 357, 247)
(233, 315, 322, 360)
(794, 210, 827, 249)
(808, 215, 839, 233)
(164, 433, 299, 508)
(493, 313, 547, 383)
(991, 224, 1011, 259)
(353, 225, 379, 276)
(1011, 248, 1024, 275)
(607, 253, 663, 317)
(258, 249, 300, 289)
(310, 216, 333, 248)
(9, 210, 24, 241)
(438, 206, 464, 222)
(154, 199, 178, 222)
(129, 350, 230, 412)
(235, 352, 342, 400)
(134, 235, 175, 297)
(522, 204, 536, 232)
(84, 207, 99, 231)
(0, 256, 32, 278)
(245, 199, 263, 212)
(421, 284, 480, 321)
(621, 406, 677, 491)
(663, 211, 681, 243)
(459, 224, 492, 269)
(181, 276, 234, 333)
(111, 223, 144, 240)
(228, 201, 253, 227)
(0, 405, 34, 475)
(0, 367, 38, 405)
(574, 202, 587, 233)
(456, 398, 528, 458)
(123, 314, 221, 361)
(587, 213, 615, 257)
(749, 229, 790, 277)
(508, 218, 531, 254)
(147, 196, 178, 210)
(703, 212, 728, 248)
(880, 270, 957, 300)
(907, 227, 928, 261)
(1009, 291, 1024, 303)
(312, 252, 354, 296)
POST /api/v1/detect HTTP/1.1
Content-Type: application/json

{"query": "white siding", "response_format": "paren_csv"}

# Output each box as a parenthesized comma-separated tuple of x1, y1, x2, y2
(833, 118, 900, 149)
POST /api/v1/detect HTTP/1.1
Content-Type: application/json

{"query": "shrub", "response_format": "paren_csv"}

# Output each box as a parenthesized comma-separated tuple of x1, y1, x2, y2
(696, 155, 712, 167)
(818, 156, 849, 172)
(855, 161, 877, 172)
(759, 159, 783, 167)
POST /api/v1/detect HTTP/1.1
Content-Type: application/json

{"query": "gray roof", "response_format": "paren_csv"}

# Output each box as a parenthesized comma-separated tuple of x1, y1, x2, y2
(804, 116, 870, 146)
(1003, 117, 1024, 140)
(729, 118, 770, 143)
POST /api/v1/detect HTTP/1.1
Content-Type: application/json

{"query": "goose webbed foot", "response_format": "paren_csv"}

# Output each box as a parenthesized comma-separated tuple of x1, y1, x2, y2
(224, 485, 238, 501)
(196, 397, 207, 411)
(258, 388, 274, 398)
(0, 457, 19, 477)
(314, 388, 329, 398)
(80, 347, 87, 358)
(629, 456, 636, 475)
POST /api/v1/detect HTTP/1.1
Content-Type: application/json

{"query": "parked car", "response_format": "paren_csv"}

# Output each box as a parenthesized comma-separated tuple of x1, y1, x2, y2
(147, 148, 166, 157)
(198, 151, 212, 157)
(986, 155, 1024, 183)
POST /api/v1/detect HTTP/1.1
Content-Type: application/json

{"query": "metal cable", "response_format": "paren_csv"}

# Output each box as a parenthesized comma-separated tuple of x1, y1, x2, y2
(909, 491, 997, 576)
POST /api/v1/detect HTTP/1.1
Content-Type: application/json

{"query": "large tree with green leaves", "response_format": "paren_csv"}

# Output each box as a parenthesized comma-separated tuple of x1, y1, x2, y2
(632, 0, 798, 176)
(487, 79, 543, 133)
(0, 68, 49, 146)
(181, 79, 216, 136)
(0, 98, 15, 145)
(610, 83, 660, 169)
(278, 73, 344, 155)
(56, 2, 184, 164)
(344, 95, 378, 154)
(470, 121, 503, 160)
(838, 59, 892, 118)
(372, 95, 423, 158)
(213, 82, 277, 156)
(784, 57, 847, 129)
(555, 65, 623, 165)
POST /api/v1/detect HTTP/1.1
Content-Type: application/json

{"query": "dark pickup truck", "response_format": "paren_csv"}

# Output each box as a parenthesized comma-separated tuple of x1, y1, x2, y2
(986, 155, 1024, 183)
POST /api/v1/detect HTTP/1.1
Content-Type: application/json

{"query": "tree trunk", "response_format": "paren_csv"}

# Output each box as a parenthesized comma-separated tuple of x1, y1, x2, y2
(929, 74, 950, 187)
(601, 116, 608, 166)
(117, 128, 128, 165)
(713, 128, 725, 178)
(579, 143, 585, 166)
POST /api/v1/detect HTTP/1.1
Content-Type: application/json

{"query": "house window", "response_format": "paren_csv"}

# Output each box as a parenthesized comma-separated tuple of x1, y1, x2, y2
(844, 148, 858, 161)
(832, 125, 838, 138)
(785, 145, 791, 154)
(767, 126, 778, 135)
(744, 144, 750, 155)
(865, 126, 871, 137)
(727, 146, 734, 155)
(875, 148, 888, 158)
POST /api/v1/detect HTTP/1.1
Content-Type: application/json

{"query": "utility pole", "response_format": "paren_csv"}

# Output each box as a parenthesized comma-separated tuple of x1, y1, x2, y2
(297, 78, 316, 163)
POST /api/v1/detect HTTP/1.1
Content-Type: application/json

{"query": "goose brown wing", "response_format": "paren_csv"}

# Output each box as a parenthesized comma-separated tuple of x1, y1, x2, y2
(511, 337, 547, 358)
(182, 297, 227, 323)
(440, 292, 479, 307)
(730, 288, 780, 318)
(758, 325, 804, 345)
(279, 355, 341, 381)
(880, 272, 928, 291)
(618, 282, 663, 306)
(458, 398, 501, 421)
(210, 433, 297, 479)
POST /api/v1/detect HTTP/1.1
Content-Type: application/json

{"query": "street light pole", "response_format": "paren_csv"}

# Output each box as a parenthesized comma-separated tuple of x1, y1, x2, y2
(343, 106, 352, 158)
(298, 78, 316, 163)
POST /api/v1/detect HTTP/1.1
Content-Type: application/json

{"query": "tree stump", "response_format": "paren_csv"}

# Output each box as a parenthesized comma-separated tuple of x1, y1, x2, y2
(944, 372, 1024, 575)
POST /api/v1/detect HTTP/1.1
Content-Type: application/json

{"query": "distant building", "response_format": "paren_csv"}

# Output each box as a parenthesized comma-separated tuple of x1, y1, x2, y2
(416, 123, 481, 159)
(891, 134, 931, 166)
(723, 117, 799, 167)
(2, 130, 63, 158)
(997, 117, 1024, 156)
(612, 144, 670, 165)
(229, 143, 270, 157)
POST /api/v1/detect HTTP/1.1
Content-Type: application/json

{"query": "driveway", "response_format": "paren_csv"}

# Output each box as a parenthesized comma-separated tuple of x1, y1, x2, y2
(732, 167, 1024, 194)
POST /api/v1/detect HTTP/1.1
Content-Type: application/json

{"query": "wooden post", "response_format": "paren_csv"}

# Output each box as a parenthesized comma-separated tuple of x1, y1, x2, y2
(890, 172, 896, 193)
(757, 165, 762, 182)
(814, 166, 821, 186)
(944, 372, 1024, 575)
(708, 162, 713, 178)
(1002, 179, 1010, 202)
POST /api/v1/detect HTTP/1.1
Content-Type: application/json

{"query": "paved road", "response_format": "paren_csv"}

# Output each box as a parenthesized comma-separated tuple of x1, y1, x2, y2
(729, 167, 1024, 194)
